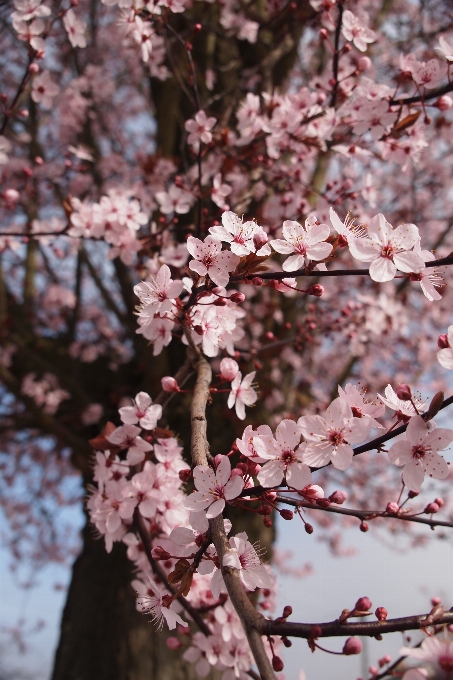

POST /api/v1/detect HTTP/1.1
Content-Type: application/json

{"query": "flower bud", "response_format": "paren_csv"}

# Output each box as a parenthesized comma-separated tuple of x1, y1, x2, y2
(229, 292, 245, 303)
(424, 502, 439, 514)
(355, 597, 372, 612)
(280, 509, 294, 520)
(213, 297, 227, 306)
(379, 655, 391, 667)
(319, 28, 329, 40)
(375, 607, 388, 621)
(343, 637, 362, 655)
(34, 156, 43, 165)
(166, 637, 181, 650)
(161, 376, 179, 392)
(282, 636, 292, 648)
(305, 523, 314, 534)
(396, 384, 412, 401)
(29, 62, 40, 74)
(179, 468, 192, 483)
(435, 95, 453, 111)
(282, 605, 293, 618)
(214, 454, 224, 468)
(357, 56, 371, 71)
(250, 277, 264, 286)
(193, 325, 204, 335)
(264, 490, 277, 501)
(231, 467, 244, 477)
(272, 656, 284, 672)
(263, 517, 272, 528)
(360, 521, 369, 532)
(434, 497, 444, 507)
(431, 596, 441, 606)
(438, 333, 450, 349)
(307, 284, 324, 297)
(152, 546, 171, 560)
(220, 357, 239, 381)
(408, 490, 419, 498)
(253, 230, 269, 250)
(258, 505, 272, 515)
(316, 498, 331, 508)
(329, 490, 347, 505)
(343, 42, 352, 52)
(3, 188, 20, 204)
(386, 502, 399, 514)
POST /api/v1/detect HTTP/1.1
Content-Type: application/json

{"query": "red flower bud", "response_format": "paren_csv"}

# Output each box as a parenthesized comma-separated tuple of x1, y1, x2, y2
(282, 605, 293, 618)
(396, 384, 412, 401)
(179, 469, 192, 482)
(438, 333, 450, 349)
(272, 656, 284, 672)
(386, 502, 399, 514)
(304, 523, 314, 534)
(343, 637, 362, 655)
(263, 517, 272, 528)
(229, 292, 245, 303)
(307, 284, 324, 297)
(375, 607, 388, 621)
(251, 277, 264, 286)
(280, 509, 294, 520)
(360, 521, 369, 532)
(425, 502, 439, 514)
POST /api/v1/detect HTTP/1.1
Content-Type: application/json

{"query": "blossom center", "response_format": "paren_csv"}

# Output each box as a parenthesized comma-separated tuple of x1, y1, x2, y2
(380, 244, 394, 260)
(411, 444, 429, 459)
(439, 653, 453, 672)
(351, 406, 363, 417)
(281, 449, 296, 465)
(328, 429, 345, 446)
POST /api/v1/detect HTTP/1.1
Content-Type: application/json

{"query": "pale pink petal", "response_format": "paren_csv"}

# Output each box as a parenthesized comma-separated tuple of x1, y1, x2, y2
(270, 239, 294, 254)
(301, 445, 330, 467)
(298, 415, 327, 440)
(216, 456, 232, 486)
(438, 347, 453, 369)
(368, 213, 390, 245)
(119, 406, 139, 424)
(402, 459, 425, 492)
(282, 254, 305, 271)
(189, 259, 208, 277)
(223, 551, 241, 569)
(183, 492, 214, 511)
(305, 241, 333, 261)
(224, 475, 245, 500)
(423, 452, 449, 480)
(369, 256, 397, 282)
(388, 440, 412, 465)
(286, 462, 312, 488)
(425, 427, 453, 452)
(393, 251, 424, 273)
(331, 443, 353, 470)
(206, 498, 226, 518)
(275, 419, 301, 449)
(194, 465, 216, 492)
(348, 238, 377, 261)
(257, 460, 285, 487)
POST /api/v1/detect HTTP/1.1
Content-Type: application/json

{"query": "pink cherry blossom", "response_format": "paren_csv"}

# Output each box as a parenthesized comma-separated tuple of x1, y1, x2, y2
(298, 398, 371, 470)
(211, 532, 272, 597)
(136, 317, 174, 355)
(119, 391, 162, 429)
(183, 456, 244, 518)
(388, 415, 453, 492)
(185, 110, 217, 150)
(437, 325, 453, 370)
(31, 71, 59, 110)
(107, 423, 153, 464)
(338, 383, 385, 430)
(187, 235, 240, 287)
(253, 419, 312, 488)
(436, 36, 453, 62)
(136, 576, 186, 630)
(270, 217, 333, 272)
(134, 264, 183, 317)
(63, 9, 87, 48)
(377, 384, 426, 417)
(342, 10, 376, 52)
(400, 636, 453, 674)
(348, 213, 424, 282)
(209, 211, 269, 257)
(235, 424, 273, 464)
(227, 371, 257, 420)
(156, 185, 194, 215)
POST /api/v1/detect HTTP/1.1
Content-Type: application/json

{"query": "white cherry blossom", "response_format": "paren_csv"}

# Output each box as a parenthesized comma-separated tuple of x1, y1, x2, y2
(134, 264, 183, 317)
(253, 419, 312, 488)
(209, 211, 270, 257)
(298, 398, 371, 470)
(183, 456, 244, 518)
(270, 217, 333, 272)
(388, 415, 452, 492)
(227, 371, 257, 420)
(136, 576, 186, 630)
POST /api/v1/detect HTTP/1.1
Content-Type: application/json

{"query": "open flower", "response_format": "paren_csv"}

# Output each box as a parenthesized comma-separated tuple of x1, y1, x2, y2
(270, 217, 332, 272)
(377, 384, 426, 417)
(183, 456, 244, 518)
(253, 419, 312, 488)
(187, 236, 240, 287)
(388, 415, 453, 492)
(227, 371, 257, 420)
(107, 424, 153, 464)
(134, 264, 183, 317)
(209, 211, 269, 257)
(119, 391, 162, 429)
(349, 213, 424, 282)
(136, 576, 186, 630)
(211, 532, 272, 597)
(400, 636, 453, 675)
(298, 398, 371, 470)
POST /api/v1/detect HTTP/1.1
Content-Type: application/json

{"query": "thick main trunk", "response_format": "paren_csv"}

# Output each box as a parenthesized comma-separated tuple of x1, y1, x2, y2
(51, 521, 217, 680)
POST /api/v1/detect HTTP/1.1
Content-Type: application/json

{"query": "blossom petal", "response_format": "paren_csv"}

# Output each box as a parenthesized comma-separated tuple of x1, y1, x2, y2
(206, 498, 226, 518)
(286, 462, 312, 489)
(369, 256, 397, 282)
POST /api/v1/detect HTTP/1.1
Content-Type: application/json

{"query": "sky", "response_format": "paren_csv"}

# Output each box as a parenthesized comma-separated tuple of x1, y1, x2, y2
(1, 504, 452, 680)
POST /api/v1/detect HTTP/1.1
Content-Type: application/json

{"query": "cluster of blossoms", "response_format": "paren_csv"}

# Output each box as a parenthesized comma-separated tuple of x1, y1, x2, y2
(87, 392, 279, 677)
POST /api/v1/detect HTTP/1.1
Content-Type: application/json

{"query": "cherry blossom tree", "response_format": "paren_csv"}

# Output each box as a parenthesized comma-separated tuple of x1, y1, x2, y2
(1, 0, 453, 679)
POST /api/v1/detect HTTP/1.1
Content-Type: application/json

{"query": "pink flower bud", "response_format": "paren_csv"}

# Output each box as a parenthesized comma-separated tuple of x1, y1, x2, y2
(307, 284, 324, 297)
(250, 277, 264, 286)
(18, 108, 29, 118)
(379, 655, 391, 667)
(375, 607, 388, 621)
(360, 521, 369, 532)
(29, 63, 40, 74)
(438, 333, 450, 349)
(161, 376, 179, 392)
(435, 95, 453, 111)
(434, 497, 444, 507)
(369, 667, 378, 676)
(34, 156, 43, 165)
(386, 502, 399, 514)
(220, 357, 239, 381)
(264, 490, 277, 501)
(319, 28, 329, 40)
(229, 292, 245, 303)
(424, 502, 439, 514)
(253, 230, 269, 250)
(3, 189, 20, 204)
(396, 384, 412, 401)
(355, 597, 372, 612)
(408, 490, 419, 498)
(214, 297, 227, 306)
(329, 490, 347, 504)
(343, 637, 362, 655)
(357, 56, 371, 71)
(214, 454, 224, 468)
(166, 637, 181, 650)
(431, 596, 441, 606)
(231, 467, 244, 477)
